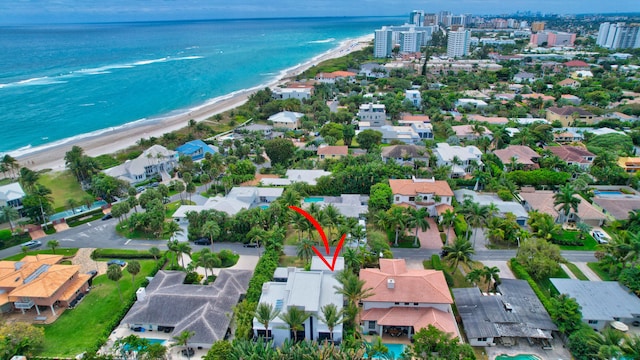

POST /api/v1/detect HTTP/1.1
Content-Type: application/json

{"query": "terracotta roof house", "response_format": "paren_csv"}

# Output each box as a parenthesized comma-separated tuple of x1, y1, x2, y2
(545, 145, 595, 169)
(122, 269, 252, 348)
(454, 279, 557, 347)
(389, 177, 454, 217)
(493, 145, 540, 170)
(360, 259, 459, 340)
(317, 145, 348, 160)
(0, 254, 90, 319)
(520, 189, 606, 226)
(451, 125, 492, 141)
(618, 157, 640, 174)
(564, 60, 590, 70)
(468, 115, 509, 125)
(398, 114, 430, 125)
(381, 145, 429, 166)
(546, 106, 596, 126)
(553, 131, 582, 143)
(558, 78, 580, 88)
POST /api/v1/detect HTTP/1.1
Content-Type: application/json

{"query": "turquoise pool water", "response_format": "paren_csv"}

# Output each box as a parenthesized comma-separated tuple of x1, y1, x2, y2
(123, 338, 166, 350)
(260, 205, 269, 210)
(495, 355, 542, 360)
(49, 200, 108, 221)
(594, 190, 624, 196)
(365, 343, 405, 359)
(304, 197, 324, 203)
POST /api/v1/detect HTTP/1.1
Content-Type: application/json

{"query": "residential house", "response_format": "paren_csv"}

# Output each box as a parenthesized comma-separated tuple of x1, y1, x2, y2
(268, 111, 303, 130)
(317, 145, 348, 160)
(560, 94, 581, 105)
(104, 144, 177, 184)
(398, 114, 430, 125)
(359, 63, 388, 78)
(608, 112, 637, 122)
(546, 106, 596, 126)
(314, 71, 357, 84)
(434, 143, 483, 178)
(454, 189, 528, 226)
(376, 126, 421, 144)
(550, 279, 640, 331)
(175, 140, 217, 161)
(410, 123, 434, 140)
(455, 99, 488, 109)
(557, 78, 580, 88)
(618, 157, 640, 173)
(454, 279, 557, 347)
(451, 125, 492, 141)
(237, 124, 274, 139)
(122, 269, 252, 348)
(468, 115, 509, 125)
(0, 182, 26, 214)
(389, 177, 454, 217)
(519, 189, 606, 226)
(563, 60, 590, 70)
(357, 104, 387, 127)
(360, 259, 459, 340)
(271, 84, 314, 101)
(381, 145, 429, 166)
(553, 131, 582, 143)
(0, 255, 90, 318)
(545, 145, 595, 169)
(513, 71, 536, 83)
(572, 70, 594, 79)
(254, 257, 344, 346)
(493, 145, 540, 171)
(405, 90, 422, 108)
(302, 194, 368, 219)
(260, 169, 331, 187)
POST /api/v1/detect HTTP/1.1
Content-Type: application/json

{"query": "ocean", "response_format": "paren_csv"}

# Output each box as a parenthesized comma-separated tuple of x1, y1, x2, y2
(0, 16, 403, 155)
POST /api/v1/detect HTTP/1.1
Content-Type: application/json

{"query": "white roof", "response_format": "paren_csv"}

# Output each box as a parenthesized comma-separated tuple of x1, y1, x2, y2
(104, 144, 176, 180)
(515, 118, 549, 125)
(454, 189, 528, 219)
(457, 99, 488, 106)
(268, 111, 303, 123)
(261, 170, 331, 186)
(0, 182, 25, 202)
(435, 143, 483, 162)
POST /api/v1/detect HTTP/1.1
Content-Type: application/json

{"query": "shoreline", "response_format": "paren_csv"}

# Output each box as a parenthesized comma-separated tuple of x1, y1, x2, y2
(16, 34, 374, 173)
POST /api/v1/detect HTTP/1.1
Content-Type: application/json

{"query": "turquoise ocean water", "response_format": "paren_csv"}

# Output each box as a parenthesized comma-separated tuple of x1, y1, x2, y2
(0, 17, 402, 155)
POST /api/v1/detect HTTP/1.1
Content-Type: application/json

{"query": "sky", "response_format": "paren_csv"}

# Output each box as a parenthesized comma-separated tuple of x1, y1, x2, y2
(1, 0, 639, 24)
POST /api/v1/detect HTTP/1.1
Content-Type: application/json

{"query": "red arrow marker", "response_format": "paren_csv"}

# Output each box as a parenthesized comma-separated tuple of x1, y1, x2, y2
(289, 205, 345, 271)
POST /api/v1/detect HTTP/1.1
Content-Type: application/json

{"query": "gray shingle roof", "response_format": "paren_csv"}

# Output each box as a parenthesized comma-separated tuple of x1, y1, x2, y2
(122, 269, 252, 344)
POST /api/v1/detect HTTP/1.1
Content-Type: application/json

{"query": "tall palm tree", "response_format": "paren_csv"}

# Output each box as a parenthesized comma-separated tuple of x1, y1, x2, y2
(323, 204, 342, 242)
(2, 154, 19, 178)
(466, 268, 483, 287)
(318, 303, 344, 342)
(334, 271, 375, 309)
(202, 221, 220, 252)
(442, 238, 475, 270)
(481, 266, 500, 293)
(172, 330, 195, 360)
(254, 302, 281, 339)
(386, 206, 406, 247)
(175, 242, 192, 269)
(440, 209, 456, 245)
(107, 264, 123, 303)
(163, 221, 183, 241)
(296, 238, 315, 263)
(406, 207, 430, 247)
(0, 205, 19, 232)
(127, 260, 141, 284)
(278, 307, 311, 343)
(280, 189, 301, 208)
(47, 240, 59, 254)
(343, 247, 364, 274)
(463, 202, 490, 246)
(553, 184, 581, 224)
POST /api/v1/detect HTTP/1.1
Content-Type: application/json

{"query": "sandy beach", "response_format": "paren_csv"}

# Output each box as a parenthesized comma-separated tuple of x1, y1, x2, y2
(16, 34, 373, 173)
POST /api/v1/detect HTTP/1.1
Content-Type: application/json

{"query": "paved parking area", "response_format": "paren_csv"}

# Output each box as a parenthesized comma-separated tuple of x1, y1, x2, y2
(480, 260, 515, 279)
(416, 218, 444, 249)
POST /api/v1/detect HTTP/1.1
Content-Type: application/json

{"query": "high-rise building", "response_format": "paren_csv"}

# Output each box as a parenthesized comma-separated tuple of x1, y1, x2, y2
(447, 29, 471, 58)
(423, 13, 438, 26)
(450, 15, 466, 26)
(439, 11, 452, 26)
(530, 31, 576, 47)
(531, 22, 545, 32)
(374, 28, 393, 58)
(409, 10, 424, 25)
(399, 29, 424, 53)
(597, 22, 640, 49)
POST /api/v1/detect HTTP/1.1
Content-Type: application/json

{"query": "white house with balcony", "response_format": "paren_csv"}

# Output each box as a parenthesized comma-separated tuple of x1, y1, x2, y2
(253, 257, 344, 346)
(405, 90, 422, 108)
(388, 177, 454, 217)
(104, 144, 177, 184)
(434, 143, 483, 178)
(357, 103, 387, 127)
(0, 182, 26, 214)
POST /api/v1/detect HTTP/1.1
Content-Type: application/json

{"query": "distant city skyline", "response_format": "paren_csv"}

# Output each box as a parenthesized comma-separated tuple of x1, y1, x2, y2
(2, 0, 640, 24)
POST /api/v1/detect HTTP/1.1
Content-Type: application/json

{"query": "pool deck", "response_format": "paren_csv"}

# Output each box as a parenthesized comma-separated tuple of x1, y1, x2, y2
(484, 335, 572, 360)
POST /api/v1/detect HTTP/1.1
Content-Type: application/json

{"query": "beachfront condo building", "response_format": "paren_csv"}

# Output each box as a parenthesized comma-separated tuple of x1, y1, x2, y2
(374, 28, 393, 58)
(447, 29, 471, 58)
(597, 22, 640, 49)
(374, 24, 437, 58)
(399, 29, 423, 53)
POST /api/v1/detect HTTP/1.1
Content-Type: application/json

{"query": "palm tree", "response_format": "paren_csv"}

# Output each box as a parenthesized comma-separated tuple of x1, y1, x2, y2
(481, 266, 500, 293)
(440, 209, 456, 245)
(576, 222, 592, 240)
(47, 240, 59, 254)
(278, 307, 311, 343)
(107, 264, 123, 303)
(127, 260, 141, 284)
(202, 221, 220, 252)
(386, 206, 406, 247)
(442, 238, 475, 270)
(149, 247, 161, 261)
(466, 268, 483, 286)
(163, 221, 183, 241)
(175, 241, 192, 269)
(323, 204, 342, 242)
(254, 302, 280, 339)
(2, 154, 19, 178)
(343, 247, 364, 274)
(67, 199, 78, 214)
(622, 334, 640, 359)
(280, 189, 301, 208)
(406, 207, 430, 247)
(553, 184, 581, 224)
(318, 303, 344, 342)
(172, 330, 195, 360)
(296, 238, 315, 263)
(463, 202, 490, 246)
(334, 271, 375, 309)
(0, 205, 19, 233)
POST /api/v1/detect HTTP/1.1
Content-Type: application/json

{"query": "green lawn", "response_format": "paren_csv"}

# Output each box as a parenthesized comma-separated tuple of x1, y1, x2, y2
(537, 267, 570, 298)
(556, 230, 599, 251)
(279, 255, 306, 267)
(38, 171, 89, 209)
(564, 262, 589, 280)
(587, 262, 612, 281)
(39, 260, 158, 357)
(3, 248, 78, 261)
(165, 200, 195, 218)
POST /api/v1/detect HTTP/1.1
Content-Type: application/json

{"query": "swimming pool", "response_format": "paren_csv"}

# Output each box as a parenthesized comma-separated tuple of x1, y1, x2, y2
(594, 190, 624, 196)
(495, 354, 542, 360)
(365, 343, 406, 359)
(304, 197, 325, 203)
(49, 200, 108, 221)
(123, 338, 166, 350)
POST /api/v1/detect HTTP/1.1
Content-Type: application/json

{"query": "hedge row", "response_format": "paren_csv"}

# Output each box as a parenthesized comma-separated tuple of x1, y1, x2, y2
(453, 215, 468, 240)
(431, 254, 443, 271)
(92, 248, 160, 259)
(509, 258, 552, 313)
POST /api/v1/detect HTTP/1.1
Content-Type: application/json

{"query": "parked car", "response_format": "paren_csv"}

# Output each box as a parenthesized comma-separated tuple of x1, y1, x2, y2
(131, 326, 144, 332)
(181, 348, 195, 357)
(107, 259, 127, 267)
(194, 237, 211, 245)
(592, 230, 609, 244)
(22, 240, 42, 249)
(136, 186, 146, 193)
(149, 182, 159, 188)
(243, 242, 260, 248)
(101, 213, 113, 221)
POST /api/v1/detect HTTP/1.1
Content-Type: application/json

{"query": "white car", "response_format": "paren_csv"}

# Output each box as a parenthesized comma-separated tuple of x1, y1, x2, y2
(591, 230, 609, 244)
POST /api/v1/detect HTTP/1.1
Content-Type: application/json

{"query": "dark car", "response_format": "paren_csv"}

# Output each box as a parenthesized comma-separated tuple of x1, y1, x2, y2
(194, 237, 211, 245)
(181, 348, 195, 357)
(107, 259, 126, 267)
(149, 182, 159, 188)
(243, 242, 260, 248)
(101, 213, 113, 221)
(131, 326, 144, 332)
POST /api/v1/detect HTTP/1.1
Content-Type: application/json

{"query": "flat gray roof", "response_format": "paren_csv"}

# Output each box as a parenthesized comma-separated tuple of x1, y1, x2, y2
(551, 279, 640, 320)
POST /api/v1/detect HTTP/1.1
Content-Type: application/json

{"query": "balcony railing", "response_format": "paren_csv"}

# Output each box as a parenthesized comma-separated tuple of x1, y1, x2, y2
(14, 299, 35, 309)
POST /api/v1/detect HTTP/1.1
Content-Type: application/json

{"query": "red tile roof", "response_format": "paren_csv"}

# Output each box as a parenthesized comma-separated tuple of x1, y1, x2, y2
(545, 145, 594, 163)
(400, 114, 431, 122)
(494, 145, 540, 166)
(564, 60, 589, 67)
(389, 179, 454, 197)
(317, 145, 348, 156)
(361, 307, 459, 336)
